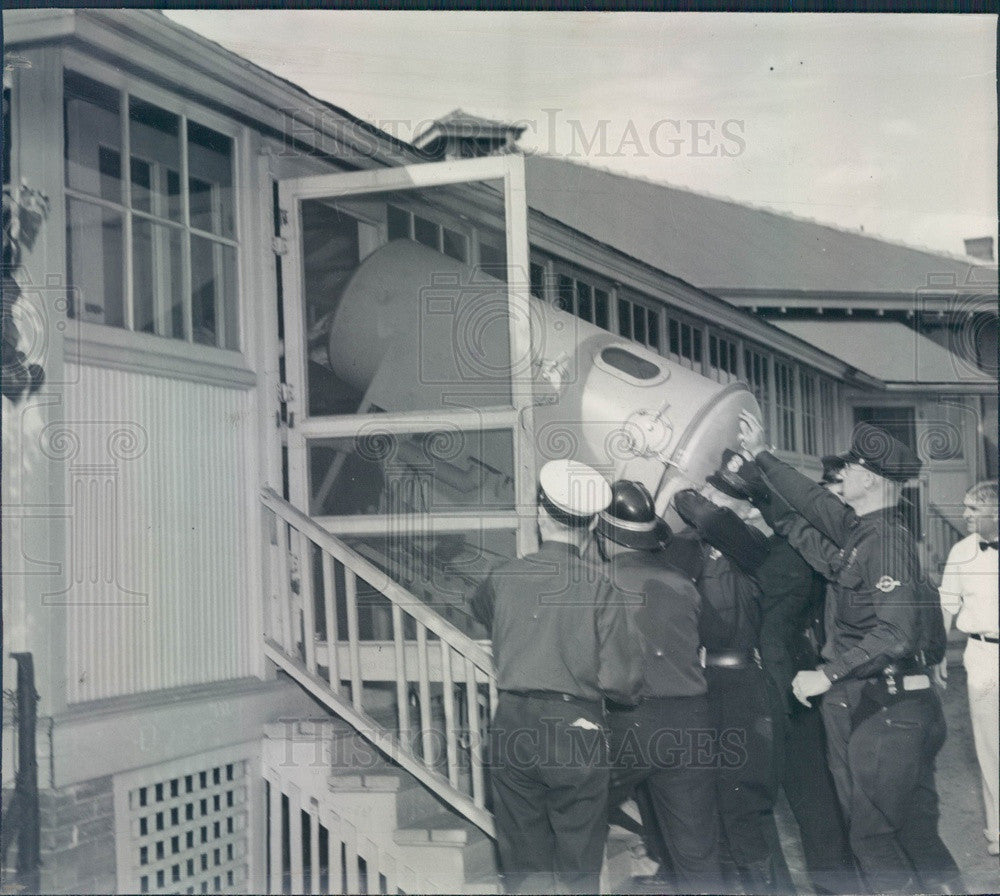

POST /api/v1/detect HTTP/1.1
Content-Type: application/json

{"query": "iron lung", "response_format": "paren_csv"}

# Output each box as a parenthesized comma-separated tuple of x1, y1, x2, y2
(321, 239, 760, 531)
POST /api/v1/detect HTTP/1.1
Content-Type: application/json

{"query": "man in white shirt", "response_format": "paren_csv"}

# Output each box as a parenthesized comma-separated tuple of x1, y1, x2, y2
(938, 480, 999, 857)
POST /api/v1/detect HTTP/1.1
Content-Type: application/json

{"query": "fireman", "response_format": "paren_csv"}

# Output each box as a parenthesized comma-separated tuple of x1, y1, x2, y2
(596, 479, 723, 892)
(469, 459, 643, 895)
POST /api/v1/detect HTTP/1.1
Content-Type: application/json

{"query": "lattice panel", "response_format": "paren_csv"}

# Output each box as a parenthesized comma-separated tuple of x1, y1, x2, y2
(114, 743, 258, 895)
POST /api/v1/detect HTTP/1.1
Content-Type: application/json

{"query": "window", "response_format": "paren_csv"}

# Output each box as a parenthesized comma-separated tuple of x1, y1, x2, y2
(612, 294, 658, 351)
(529, 261, 545, 300)
(708, 332, 739, 383)
(555, 270, 611, 331)
(818, 377, 838, 454)
(743, 346, 771, 432)
(800, 371, 818, 456)
(774, 359, 797, 452)
(385, 204, 468, 264)
(667, 316, 701, 369)
(477, 238, 507, 282)
(63, 71, 239, 349)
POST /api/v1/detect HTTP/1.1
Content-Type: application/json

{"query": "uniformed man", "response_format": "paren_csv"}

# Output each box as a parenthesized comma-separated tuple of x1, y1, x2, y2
(680, 454, 855, 895)
(670, 464, 794, 895)
(738, 412, 962, 894)
(596, 480, 722, 892)
(470, 459, 643, 895)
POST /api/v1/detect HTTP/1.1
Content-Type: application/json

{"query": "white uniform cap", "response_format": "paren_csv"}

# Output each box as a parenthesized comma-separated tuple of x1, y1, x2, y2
(538, 459, 612, 517)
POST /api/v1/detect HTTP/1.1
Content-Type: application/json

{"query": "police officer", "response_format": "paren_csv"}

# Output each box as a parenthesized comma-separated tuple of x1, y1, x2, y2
(739, 413, 962, 894)
(470, 459, 643, 894)
(671, 465, 794, 895)
(596, 480, 723, 892)
(680, 453, 855, 895)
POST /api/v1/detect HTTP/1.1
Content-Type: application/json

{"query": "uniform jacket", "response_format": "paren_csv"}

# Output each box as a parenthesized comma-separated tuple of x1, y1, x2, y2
(470, 540, 644, 705)
(755, 451, 939, 683)
(608, 549, 707, 698)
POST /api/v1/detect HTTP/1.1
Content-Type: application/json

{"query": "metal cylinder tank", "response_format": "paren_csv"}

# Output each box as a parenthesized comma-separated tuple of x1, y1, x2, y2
(326, 239, 760, 527)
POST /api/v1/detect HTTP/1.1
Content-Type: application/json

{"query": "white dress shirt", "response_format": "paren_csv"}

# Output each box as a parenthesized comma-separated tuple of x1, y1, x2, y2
(940, 533, 1000, 636)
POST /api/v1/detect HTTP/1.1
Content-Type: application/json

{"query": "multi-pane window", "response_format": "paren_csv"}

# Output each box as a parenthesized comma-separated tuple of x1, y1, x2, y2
(743, 346, 771, 431)
(800, 371, 819, 456)
(556, 272, 611, 331)
(708, 333, 739, 383)
(819, 377, 838, 454)
(667, 317, 701, 369)
(774, 359, 797, 452)
(618, 297, 660, 351)
(63, 70, 239, 349)
(386, 204, 468, 264)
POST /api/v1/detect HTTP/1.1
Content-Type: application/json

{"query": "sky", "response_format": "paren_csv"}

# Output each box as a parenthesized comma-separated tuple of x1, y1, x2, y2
(165, 10, 998, 258)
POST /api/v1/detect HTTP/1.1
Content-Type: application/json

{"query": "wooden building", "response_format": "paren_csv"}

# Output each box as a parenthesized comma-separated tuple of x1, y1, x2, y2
(2, 10, 996, 894)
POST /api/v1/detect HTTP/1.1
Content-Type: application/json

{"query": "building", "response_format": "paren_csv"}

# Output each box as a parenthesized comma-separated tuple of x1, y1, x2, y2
(3, 9, 996, 894)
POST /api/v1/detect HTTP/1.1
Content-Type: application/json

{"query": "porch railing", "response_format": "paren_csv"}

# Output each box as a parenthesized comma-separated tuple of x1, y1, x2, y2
(259, 488, 496, 839)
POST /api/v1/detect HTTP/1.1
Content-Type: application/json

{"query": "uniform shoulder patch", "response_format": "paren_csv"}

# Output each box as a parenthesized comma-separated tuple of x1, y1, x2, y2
(875, 575, 902, 593)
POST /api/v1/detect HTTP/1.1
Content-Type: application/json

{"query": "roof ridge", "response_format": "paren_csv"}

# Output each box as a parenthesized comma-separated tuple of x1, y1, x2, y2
(526, 151, 996, 268)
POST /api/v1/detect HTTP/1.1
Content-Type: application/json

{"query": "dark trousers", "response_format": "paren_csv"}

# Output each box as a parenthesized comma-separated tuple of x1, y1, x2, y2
(706, 665, 794, 894)
(607, 695, 722, 891)
(489, 693, 609, 894)
(778, 702, 858, 894)
(822, 683, 963, 894)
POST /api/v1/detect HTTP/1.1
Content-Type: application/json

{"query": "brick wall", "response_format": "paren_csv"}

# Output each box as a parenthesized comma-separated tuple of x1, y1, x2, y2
(37, 776, 116, 894)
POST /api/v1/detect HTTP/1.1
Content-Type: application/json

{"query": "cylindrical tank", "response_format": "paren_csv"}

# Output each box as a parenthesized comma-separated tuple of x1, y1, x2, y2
(326, 240, 760, 528)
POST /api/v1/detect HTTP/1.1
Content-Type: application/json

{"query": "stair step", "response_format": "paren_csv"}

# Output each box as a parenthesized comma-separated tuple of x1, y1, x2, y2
(394, 811, 479, 845)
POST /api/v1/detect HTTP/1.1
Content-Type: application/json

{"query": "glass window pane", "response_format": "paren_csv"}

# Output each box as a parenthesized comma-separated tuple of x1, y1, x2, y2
(66, 198, 124, 326)
(308, 429, 516, 516)
(387, 205, 410, 240)
(64, 71, 122, 203)
(680, 323, 691, 359)
(594, 289, 609, 330)
(669, 319, 680, 355)
(576, 281, 592, 322)
(128, 96, 181, 223)
(557, 274, 573, 313)
(191, 235, 237, 349)
(414, 215, 438, 250)
(530, 262, 545, 300)
(478, 241, 506, 282)
(133, 219, 184, 338)
(187, 120, 234, 238)
(647, 309, 660, 350)
(618, 298, 632, 338)
(633, 303, 646, 344)
(442, 228, 467, 263)
(692, 328, 703, 363)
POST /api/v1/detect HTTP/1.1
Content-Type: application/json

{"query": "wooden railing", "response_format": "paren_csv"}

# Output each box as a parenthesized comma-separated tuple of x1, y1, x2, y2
(259, 488, 497, 839)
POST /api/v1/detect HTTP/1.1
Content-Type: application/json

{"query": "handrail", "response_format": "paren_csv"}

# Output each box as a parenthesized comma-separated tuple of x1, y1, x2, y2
(260, 487, 496, 838)
(261, 488, 494, 671)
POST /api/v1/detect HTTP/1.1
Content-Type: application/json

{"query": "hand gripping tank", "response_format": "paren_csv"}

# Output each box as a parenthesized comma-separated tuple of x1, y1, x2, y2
(325, 240, 761, 529)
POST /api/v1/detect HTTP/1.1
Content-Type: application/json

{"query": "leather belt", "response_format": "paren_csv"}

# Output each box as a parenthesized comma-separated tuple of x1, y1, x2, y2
(970, 633, 1000, 644)
(701, 647, 760, 669)
(501, 689, 601, 707)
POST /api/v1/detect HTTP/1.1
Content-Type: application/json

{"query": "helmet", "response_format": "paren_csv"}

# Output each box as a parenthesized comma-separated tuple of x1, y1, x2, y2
(595, 480, 672, 551)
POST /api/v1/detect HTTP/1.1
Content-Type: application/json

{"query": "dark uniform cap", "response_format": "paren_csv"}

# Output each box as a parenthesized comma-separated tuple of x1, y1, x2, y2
(596, 480, 672, 551)
(705, 449, 770, 505)
(836, 423, 922, 483)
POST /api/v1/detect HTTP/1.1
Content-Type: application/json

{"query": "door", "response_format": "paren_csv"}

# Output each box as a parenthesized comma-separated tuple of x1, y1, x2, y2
(275, 156, 537, 634)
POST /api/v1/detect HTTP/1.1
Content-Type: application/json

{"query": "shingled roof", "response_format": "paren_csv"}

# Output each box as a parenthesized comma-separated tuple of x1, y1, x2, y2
(523, 154, 996, 300)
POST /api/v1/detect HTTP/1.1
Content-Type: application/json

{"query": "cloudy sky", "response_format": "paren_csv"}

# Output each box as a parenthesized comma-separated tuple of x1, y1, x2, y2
(165, 10, 997, 258)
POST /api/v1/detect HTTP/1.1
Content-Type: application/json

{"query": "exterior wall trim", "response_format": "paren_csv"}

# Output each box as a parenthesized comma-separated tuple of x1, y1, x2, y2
(68, 322, 256, 389)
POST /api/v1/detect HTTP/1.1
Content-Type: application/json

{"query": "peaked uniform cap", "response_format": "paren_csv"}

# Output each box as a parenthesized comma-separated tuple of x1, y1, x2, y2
(836, 423, 922, 483)
(538, 460, 612, 517)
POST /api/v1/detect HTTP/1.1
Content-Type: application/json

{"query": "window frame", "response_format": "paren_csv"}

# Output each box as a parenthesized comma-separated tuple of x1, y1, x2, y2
(61, 52, 244, 354)
(549, 260, 615, 332)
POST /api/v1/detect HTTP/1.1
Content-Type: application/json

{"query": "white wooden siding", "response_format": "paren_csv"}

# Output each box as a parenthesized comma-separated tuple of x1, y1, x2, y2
(61, 362, 255, 702)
